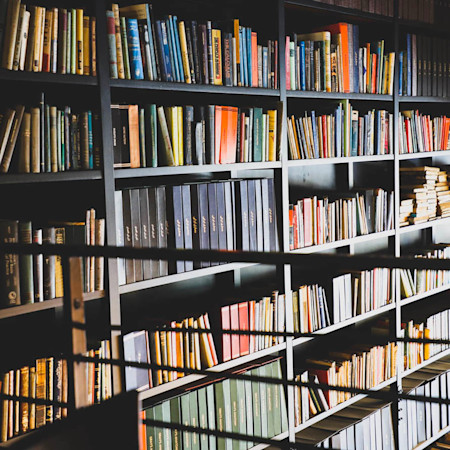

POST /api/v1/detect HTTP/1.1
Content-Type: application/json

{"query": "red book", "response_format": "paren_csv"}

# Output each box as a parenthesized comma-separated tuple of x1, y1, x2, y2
(322, 115, 328, 158)
(238, 302, 250, 356)
(293, 204, 298, 250)
(229, 303, 240, 359)
(249, 300, 256, 353)
(303, 198, 313, 247)
(404, 119, 412, 153)
(219, 106, 238, 164)
(285, 36, 291, 90)
(251, 32, 258, 87)
(214, 106, 223, 164)
(371, 53, 377, 94)
(289, 204, 294, 250)
(221, 306, 231, 362)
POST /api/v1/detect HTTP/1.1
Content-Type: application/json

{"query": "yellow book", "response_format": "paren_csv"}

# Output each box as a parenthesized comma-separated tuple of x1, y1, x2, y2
(382, 56, 388, 95)
(268, 109, 277, 161)
(2, 0, 21, 70)
(170, 107, 179, 166)
(32, 7, 44, 72)
(211, 28, 222, 85)
(76, 8, 83, 75)
(424, 328, 431, 360)
(188, 317, 195, 369)
(111, 4, 124, 79)
(83, 16, 90, 75)
(178, 21, 191, 84)
(38, 7, 46, 72)
(12, 4, 26, 71)
(177, 106, 183, 165)
(388, 52, 395, 96)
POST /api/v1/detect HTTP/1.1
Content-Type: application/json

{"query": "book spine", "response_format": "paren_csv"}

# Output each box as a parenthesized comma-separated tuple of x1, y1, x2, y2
(106, 11, 118, 78)
(75, 9, 83, 75)
(0, 220, 20, 307)
(126, 18, 144, 80)
(111, 4, 124, 79)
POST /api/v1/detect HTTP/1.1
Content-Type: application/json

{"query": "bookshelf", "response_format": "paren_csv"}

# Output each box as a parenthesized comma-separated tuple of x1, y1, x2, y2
(1, 0, 450, 449)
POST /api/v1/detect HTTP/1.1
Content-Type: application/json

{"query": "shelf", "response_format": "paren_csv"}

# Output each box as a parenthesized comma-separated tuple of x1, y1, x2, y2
(294, 377, 396, 434)
(286, 90, 393, 101)
(398, 150, 450, 160)
(399, 96, 450, 103)
(291, 230, 395, 254)
(110, 79, 280, 97)
(119, 263, 255, 294)
(0, 171, 102, 185)
(250, 431, 289, 450)
(0, 68, 98, 86)
(138, 341, 286, 403)
(400, 284, 450, 307)
(401, 347, 450, 379)
(412, 424, 450, 450)
(399, 217, 450, 234)
(114, 162, 282, 179)
(287, 154, 394, 167)
(0, 291, 105, 320)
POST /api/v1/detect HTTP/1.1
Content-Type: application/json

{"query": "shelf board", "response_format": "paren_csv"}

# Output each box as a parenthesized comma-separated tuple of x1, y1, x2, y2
(287, 154, 393, 167)
(401, 347, 450, 379)
(413, 424, 450, 450)
(398, 150, 450, 159)
(286, 90, 392, 101)
(110, 79, 280, 97)
(0, 291, 104, 320)
(115, 162, 282, 179)
(284, 0, 394, 23)
(120, 263, 255, 294)
(249, 431, 289, 450)
(294, 377, 396, 434)
(0, 68, 97, 86)
(0, 171, 102, 185)
(399, 95, 450, 103)
(138, 342, 286, 402)
(291, 230, 395, 254)
(399, 217, 450, 234)
(400, 284, 450, 307)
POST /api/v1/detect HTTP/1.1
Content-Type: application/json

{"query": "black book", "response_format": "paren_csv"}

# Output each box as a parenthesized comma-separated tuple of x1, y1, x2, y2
(181, 185, 193, 272)
(147, 187, 160, 279)
(0, 220, 20, 307)
(444, 38, 448, 98)
(19, 221, 33, 304)
(70, 114, 80, 170)
(184, 106, 194, 166)
(166, 185, 185, 274)
(247, 179, 257, 252)
(191, 20, 202, 84)
(233, 179, 249, 251)
(207, 183, 219, 266)
(195, 106, 206, 165)
(130, 189, 143, 282)
(438, 37, 444, 97)
(39, 92, 45, 172)
(64, 106, 71, 171)
(139, 188, 151, 280)
(121, 189, 136, 284)
(427, 36, 433, 96)
(189, 183, 202, 269)
(199, 24, 209, 84)
(119, 105, 131, 167)
(198, 183, 210, 268)
(42, 226, 56, 300)
(206, 105, 215, 164)
(215, 181, 227, 259)
(267, 178, 278, 251)
(44, 104, 51, 172)
(156, 186, 168, 276)
(184, 22, 196, 84)
(417, 34, 422, 96)
(148, 4, 161, 81)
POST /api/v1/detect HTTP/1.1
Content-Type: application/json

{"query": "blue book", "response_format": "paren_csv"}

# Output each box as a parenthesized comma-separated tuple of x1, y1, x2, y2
(126, 19, 144, 80)
(87, 111, 93, 169)
(406, 34, 412, 96)
(246, 27, 252, 86)
(240, 27, 248, 87)
(262, 47, 268, 88)
(165, 17, 179, 82)
(310, 110, 319, 158)
(300, 41, 306, 91)
(399, 51, 403, 95)
(157, 20, 173, 82)
(353, 24, 359, 93)
(172, 16, 185, 83)
(155, 20, 169, 81)
(351, 110, 358, 156)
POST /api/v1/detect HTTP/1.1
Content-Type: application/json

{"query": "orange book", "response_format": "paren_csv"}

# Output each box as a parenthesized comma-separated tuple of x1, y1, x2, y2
(140, 411, 147, 450)
(234, 19, 240, 85)
(238, 302, 250, 356)
(214, 105, 223, 164)
(251, 31, 258, 87)
(219, 106, 238, 164)
(128, 105, 140, 168)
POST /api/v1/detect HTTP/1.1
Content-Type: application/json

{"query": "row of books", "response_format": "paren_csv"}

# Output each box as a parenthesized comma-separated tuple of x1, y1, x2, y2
(114, 179, 279, 285)
(310, 0, 394, 17)
(288, 188, 394, 249)
(401, 308, 450, 371)
(399, 245, 450, 298)
(314, 405, 395, 449)
(107, 4, 279, 89)
(399, 111, 450, 154)
(285, 24, 395, 94)
(0, 209, 104, 308)
(0, 2, 96, 75)
(399, 371, 450, 450)
(0, 98, 101, 175)
(0, 340, 111, 443)
(294, 341, 397, 425)
(111, 103, 278, 169)
(287, 102, 393, 160)
(142, 358, 288, 450)
(399, 166, 448, 226)
(399, 35, 450, 97)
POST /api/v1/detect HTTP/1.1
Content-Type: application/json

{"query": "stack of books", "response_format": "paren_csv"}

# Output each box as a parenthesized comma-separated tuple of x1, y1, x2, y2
(399, 111, 450, 154)
(123, 314, 217, 390)
(437, 170, 450, 217)
(399, 245, 450, 298)
(0, 3, 96, 75)
(111, 103, 278, 169)
(289, 188, 394, 249)
(399, 166, 440, 226)
(115, 179, 279, 285)
(399, 34, 450, 97)
(287, 101, 393, 160)
(285, 23, 395, 94)
(0, 340, 111, 443)
(106, 4, 279, 88)
(143, 358, 288, 450)
(0, 209, 105, 309)
(0, 95, 101, 174)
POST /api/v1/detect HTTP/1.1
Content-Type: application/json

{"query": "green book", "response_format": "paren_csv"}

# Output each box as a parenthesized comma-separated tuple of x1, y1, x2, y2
(139, 108, 146, 167)
(70, 9, 76, 74)
(120, 16, 131, 80)
(252, 107, 263, 162)
(214, 381, 226, 450)
(189, 391, 200, 450)
(144, 104, 158, 168)
(222, 379, 233, 450)
(153, 404, 164, 450)
(181, 393, 191, 450)
(271, 363, 282, 436)
(197, 387, 209, 450)
(206, 384, 217, 450)
(274, 360, 288, 432)
(258, 366, 268, 438)
(169, 397, 182, 450)
(236, 378, 247, 450)
(229, 378, 240, 450)
(244, 377, 253, 447)
(44, 104, 51, 172)
(66, 10, 72, 74)
(145, 408, 156, 450)
(251, 368, 261, 438)
(266, 363, 275, 438)
(161, 400, 172, 450)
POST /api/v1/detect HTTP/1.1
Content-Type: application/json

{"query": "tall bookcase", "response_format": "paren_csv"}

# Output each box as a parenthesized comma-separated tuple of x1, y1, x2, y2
(2, 0, 450, 448)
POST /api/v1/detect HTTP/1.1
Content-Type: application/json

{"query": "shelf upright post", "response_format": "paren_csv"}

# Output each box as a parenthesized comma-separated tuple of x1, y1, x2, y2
(277, 0, 295, 444)
(94, 0, 123, 396)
